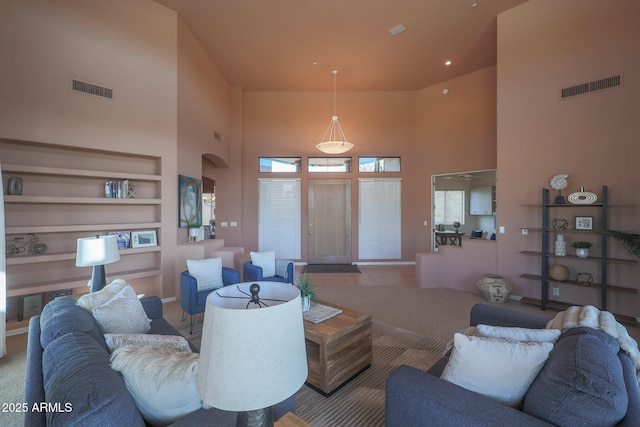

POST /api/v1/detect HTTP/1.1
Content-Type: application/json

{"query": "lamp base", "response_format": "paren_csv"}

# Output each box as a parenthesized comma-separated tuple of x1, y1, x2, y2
(237, 407, 273, 427)
(90, 264, 107, 293)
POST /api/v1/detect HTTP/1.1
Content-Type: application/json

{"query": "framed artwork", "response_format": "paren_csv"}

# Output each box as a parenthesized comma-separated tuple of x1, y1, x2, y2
(179, 175, 202, 228)
(131, 230, 158, 248)
(109, 231, 131, 249)
(575, 216, 593, 230)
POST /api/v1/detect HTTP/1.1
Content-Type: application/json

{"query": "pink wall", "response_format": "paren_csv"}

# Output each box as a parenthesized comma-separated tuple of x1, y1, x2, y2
(496, 0, 640, 316)
(417, 240, 498, 291)
(240, 90, 418, 260)
(0, 0, 180, 297)
(239, 68, 499, 261)
(3, 0, 637, 307)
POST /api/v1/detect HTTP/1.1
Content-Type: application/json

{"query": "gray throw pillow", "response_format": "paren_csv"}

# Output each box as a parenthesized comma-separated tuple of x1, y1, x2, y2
(522, 327, 627, 426)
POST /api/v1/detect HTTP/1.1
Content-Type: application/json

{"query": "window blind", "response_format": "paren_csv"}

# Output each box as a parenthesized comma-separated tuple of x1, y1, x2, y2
(258, 179, 301, 259)
(358, 178, 401, 259)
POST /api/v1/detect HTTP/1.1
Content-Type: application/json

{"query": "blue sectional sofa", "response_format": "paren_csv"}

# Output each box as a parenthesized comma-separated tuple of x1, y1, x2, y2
(25, 295, 294, 426)
(385, 303, 640, 426)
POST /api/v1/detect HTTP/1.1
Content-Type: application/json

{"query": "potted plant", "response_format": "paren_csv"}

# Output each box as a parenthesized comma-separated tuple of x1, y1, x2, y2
(187, 223, 201, 242)
(296, 274, 317, 312)
(571, 241, 592, 258)
(595, 227, 640, 258)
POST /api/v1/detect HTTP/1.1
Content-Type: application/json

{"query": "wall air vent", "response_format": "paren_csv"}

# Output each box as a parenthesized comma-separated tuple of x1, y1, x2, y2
(561, 74, 622, 99)
(72, 79, 114, 100)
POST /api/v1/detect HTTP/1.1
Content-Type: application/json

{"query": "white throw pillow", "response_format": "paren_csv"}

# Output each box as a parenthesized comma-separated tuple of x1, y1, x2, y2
(77, 279, 128, 311)
(104, 334, 192, 353)
(187, 258, 224, 292)
(110, 345, 202, 426)
(250, 250, 276, 277)
(476, 324, 561, 343)
(92, 285, 151, 334)
(441, 333, 553, 408)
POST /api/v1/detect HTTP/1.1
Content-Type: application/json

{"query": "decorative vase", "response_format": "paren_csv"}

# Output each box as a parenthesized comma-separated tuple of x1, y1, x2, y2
(554, 234, 566, 256)
(575, 248, 589, 258)
(568, 187, 598, 205)
(188, 227, 199, 243)
(301, 296, 311, 312)
(476, 274, 512, 304)
(7, 176, 23, 195)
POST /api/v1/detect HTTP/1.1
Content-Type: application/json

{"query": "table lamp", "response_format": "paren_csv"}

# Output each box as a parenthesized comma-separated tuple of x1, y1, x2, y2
(197, 282, 308, 427)
(75, 235, 121, 293)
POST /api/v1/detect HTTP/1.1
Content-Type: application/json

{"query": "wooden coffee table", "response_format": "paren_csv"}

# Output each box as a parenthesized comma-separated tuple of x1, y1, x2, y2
(303, 302, 372, 396)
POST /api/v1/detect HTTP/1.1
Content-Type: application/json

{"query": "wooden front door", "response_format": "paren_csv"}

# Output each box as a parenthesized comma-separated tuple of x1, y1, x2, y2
(308, 179, 351, 264)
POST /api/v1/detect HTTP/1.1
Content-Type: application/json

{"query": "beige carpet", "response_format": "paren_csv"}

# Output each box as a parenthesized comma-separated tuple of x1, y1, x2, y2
(295, 320, 446, 427)
(0, 333, 29, 427)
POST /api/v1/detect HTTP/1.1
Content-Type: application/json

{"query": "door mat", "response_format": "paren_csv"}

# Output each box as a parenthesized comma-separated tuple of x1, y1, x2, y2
(302, 264, 361, 274)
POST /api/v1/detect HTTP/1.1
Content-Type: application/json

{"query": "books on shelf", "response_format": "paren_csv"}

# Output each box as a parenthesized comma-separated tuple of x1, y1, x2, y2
(104, 180, 131, 198)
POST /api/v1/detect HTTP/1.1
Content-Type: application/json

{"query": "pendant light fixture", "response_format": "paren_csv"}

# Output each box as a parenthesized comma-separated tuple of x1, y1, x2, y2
(316, 70, 354, 154)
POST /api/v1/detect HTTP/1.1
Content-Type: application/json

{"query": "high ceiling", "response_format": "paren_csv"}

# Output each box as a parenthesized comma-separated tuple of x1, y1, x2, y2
(153, 0, 528, 91)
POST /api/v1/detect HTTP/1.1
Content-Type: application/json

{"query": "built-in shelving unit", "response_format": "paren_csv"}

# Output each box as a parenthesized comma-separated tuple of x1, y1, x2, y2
(1, 139, 163, 331)
(520, 186, 637, 318)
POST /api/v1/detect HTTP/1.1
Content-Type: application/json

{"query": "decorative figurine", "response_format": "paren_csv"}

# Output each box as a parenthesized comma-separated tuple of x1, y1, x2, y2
(550, 173, 569, 204)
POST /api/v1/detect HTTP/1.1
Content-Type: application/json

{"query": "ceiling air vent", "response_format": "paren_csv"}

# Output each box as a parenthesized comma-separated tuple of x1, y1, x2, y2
(72, 79, 114, 100)
(561, 74, 622, 99)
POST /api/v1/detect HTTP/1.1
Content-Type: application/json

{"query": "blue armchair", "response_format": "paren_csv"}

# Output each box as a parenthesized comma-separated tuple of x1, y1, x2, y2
(180, 267, 240, 334)
(243, 260, 294, 284)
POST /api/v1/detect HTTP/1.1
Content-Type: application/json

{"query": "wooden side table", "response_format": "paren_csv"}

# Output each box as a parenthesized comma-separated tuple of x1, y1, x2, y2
(274, 412, 310, 427)
(303, 302, 372, 396)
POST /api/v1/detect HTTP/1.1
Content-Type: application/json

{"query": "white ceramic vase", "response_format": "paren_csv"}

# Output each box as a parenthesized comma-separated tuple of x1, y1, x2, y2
(301, 296, 311, 312)
(576, 248, 590, 258)
(555, 234, 566, 256)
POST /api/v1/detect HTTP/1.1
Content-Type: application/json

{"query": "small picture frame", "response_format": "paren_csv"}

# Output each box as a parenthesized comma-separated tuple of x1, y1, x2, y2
(131, 230, 158, 248)
(575, 216, 593, 230)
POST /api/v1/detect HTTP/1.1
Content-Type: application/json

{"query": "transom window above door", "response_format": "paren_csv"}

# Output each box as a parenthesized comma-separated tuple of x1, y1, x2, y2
(308, 157, 352, 173)
(358, 157, 401, 172)
(259, 157, 301, 173)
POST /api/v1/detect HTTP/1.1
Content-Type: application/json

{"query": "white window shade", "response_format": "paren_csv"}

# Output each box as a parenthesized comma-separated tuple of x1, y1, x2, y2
(258, 179, 301, 259)
(358, 178, 401, 259)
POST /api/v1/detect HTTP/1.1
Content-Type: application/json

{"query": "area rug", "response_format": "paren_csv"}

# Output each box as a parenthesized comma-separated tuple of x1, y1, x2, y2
(295, 321, 447, 426)
(302, 264, 361, 273)
(177, 318, 448, 427)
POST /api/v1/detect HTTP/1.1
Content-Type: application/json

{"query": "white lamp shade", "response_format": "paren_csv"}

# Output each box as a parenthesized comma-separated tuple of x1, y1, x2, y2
(75, 235, 121, 267)
(197, 282, 308, 412)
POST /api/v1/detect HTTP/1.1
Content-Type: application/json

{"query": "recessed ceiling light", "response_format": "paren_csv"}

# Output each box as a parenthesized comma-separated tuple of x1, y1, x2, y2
(444, 60, 453, 66)
(388, 24, 407, 36)
(472, 2, 479, 7)
(442, 88, 449, 95)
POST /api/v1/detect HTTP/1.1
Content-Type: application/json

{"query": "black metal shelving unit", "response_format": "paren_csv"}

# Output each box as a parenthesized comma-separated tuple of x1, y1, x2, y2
(541, 186, 609, 310)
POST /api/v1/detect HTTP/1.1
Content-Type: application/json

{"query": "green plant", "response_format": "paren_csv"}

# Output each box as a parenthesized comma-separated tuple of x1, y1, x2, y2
(296, 274, 317, 302)
(571, 241, 592, 249)
(595, 227, 640, 258)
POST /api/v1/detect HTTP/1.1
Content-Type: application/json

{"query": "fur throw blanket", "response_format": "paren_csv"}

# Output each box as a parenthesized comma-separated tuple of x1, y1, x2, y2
(546, 305, 640, 385)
